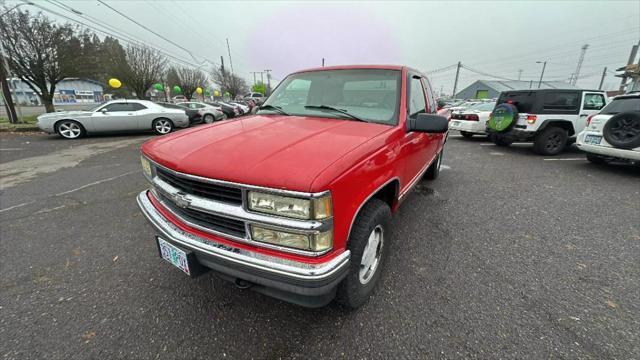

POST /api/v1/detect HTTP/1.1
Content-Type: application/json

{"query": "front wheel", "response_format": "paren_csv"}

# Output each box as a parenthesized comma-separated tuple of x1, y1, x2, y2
(56, 120, 85, 139)
(153, 118, 174, 135)
(336, 199, 391, 309)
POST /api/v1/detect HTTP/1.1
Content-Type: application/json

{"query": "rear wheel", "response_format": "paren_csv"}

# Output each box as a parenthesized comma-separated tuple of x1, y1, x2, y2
(533, 127, 568, 155)
(460, 131, 474, 138)
(586, 153, 609, 165)
(336, 199, 391, 309)
(55, 120, 85, 139)
(203, 114, 215, 124)
(153, 118, 174, 135)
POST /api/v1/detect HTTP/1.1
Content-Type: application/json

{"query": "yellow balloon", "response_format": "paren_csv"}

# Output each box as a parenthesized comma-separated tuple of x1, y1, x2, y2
(213, 90, 220, 97)
(196, 87, 203, 94)
(108, 78, 121, 89)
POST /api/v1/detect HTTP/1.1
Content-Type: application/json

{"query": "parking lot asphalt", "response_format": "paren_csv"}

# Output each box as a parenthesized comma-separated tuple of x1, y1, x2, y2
(1, 131, 639, 359)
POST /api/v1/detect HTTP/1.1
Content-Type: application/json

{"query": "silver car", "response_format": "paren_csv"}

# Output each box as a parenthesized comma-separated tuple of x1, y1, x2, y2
(36, 100, 189, 139)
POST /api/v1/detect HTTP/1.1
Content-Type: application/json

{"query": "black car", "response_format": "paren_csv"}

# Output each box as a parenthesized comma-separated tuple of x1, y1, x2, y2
(206, 101, 239, 119)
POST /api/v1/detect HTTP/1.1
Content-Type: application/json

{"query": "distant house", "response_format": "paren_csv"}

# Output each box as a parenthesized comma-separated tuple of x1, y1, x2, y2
(3, 78, 104, 106)
(455, 80, 580, 99)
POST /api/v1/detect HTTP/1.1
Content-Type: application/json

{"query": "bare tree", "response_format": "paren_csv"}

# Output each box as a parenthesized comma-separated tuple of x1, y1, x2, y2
(211, 67, 248, 98)
(114, 45, 167, 100)
(175, 67, 206, 100)
(0, 10, 77, 113)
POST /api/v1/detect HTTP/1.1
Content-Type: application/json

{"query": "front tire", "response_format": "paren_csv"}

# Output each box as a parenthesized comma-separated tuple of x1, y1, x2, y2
(533, 127, 568, 155)
(336, 199, 391, 309)
(460, 131, 474, 138)
(55, 120, 85, 139)
(153, 118, 174, 135)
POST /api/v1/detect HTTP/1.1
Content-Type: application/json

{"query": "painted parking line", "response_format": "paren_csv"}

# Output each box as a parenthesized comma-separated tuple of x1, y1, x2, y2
(440, 164, 451, 170)
(0, 148, 24, 151)
(543, 158, 586, 161)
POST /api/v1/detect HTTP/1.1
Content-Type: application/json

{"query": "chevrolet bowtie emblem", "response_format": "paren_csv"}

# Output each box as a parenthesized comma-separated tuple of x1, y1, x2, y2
(172, 192, 191, 208)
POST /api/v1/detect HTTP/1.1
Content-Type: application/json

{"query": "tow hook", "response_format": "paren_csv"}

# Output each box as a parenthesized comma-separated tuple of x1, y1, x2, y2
(234, 278, 253, 289)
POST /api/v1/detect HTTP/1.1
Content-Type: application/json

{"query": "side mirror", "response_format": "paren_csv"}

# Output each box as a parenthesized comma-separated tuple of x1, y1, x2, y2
(100, 108, 108, 113)
(437, 99, 446, 110)
(408, 113, 449, 133)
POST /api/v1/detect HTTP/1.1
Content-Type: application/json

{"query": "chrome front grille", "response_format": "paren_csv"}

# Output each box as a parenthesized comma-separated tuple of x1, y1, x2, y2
(156, 167, 243, 205)
(157, 192, 247, 238)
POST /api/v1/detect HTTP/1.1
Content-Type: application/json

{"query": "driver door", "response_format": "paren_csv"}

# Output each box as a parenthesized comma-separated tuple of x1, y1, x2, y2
(91, 102, 138, 132)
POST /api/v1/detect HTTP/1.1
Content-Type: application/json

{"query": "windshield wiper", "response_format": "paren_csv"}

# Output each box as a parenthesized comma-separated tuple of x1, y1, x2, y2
(304, 105, 367, 122)
(259, 104, 290, 116)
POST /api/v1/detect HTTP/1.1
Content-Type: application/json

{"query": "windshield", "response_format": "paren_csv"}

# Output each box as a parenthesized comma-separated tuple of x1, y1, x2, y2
(600, 97, 640, 114)
(259, 69, 401, 125)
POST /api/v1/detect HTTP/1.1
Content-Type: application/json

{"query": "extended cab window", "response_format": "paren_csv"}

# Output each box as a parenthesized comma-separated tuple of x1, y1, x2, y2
(259, 69, 401, 125)
(408, 76, 426, 119)
(130, 103, 147, 111)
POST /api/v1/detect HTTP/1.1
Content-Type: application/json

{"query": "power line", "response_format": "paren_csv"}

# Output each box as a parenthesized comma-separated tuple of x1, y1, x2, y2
(27, 1, 207, 70)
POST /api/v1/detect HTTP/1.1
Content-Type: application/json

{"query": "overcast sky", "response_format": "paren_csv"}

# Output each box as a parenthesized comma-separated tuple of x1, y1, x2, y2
(13, 0, 640, 94)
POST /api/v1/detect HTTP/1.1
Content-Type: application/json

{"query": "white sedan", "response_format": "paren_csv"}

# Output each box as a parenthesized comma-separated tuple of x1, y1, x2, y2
(576, 93, 640, 165)
(37, 100, 189, 139)
(448, 102, 496, 138)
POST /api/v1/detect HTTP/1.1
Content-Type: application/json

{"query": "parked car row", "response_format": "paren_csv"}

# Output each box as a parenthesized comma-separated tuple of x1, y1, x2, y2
(448, 88, 639, 165)
(37, 97, 258, 139)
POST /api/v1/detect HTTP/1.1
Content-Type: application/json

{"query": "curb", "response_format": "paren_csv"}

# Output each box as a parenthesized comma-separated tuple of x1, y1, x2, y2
(0, 126, 41, 133)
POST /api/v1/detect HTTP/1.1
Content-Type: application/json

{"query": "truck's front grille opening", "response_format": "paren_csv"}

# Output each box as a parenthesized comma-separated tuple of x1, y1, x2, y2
(156, 168, 243, 205)
(157, 193, 246, 238)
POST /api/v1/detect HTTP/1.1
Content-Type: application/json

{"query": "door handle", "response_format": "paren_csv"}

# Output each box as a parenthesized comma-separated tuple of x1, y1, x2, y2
(579, 114, 588, 117)
(127, 113, 134, 115)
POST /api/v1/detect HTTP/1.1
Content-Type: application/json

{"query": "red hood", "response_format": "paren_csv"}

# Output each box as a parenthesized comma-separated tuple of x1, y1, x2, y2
(142, 115, 391, 192)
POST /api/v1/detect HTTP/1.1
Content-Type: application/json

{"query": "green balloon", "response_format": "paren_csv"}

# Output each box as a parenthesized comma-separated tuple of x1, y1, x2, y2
(153, 83, 164, 91)
(204, 89, 211, 96)
(173, 85, 182, 93)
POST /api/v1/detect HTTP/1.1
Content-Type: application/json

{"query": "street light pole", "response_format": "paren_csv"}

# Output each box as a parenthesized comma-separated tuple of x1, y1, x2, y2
(536, 61, 547, 89)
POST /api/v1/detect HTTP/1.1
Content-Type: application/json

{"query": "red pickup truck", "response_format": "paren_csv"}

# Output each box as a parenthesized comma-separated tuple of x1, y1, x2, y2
(137, 65, 448, 308)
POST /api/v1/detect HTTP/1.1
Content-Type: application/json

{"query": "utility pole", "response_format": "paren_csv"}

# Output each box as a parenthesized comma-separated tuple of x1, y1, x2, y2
(0, 41, 19, 124)
(518, 69, 523, 81)
(260, 72, 264, 85)
(220, 56, 225, 73)
(570, 44, 589, 86)
(451, 61, 461, 99)
(537, 61, 547, 88)
(250, 72, 261, 85)
(322, 58, 325, 67)
(598, 67, 607, 90)
(264, 69, 272, 96)
(226, 38, 234, 74)
(618, 42, 639, 92)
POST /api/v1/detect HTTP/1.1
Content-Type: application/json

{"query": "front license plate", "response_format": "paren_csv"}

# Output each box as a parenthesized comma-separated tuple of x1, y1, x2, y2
(157, 237, 191, 275)
(584, 134, 602, 145)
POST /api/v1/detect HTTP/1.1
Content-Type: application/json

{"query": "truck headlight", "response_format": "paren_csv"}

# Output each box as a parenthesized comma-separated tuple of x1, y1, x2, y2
(140, 156, 153, 181)
(250, 225, 333, 252)
(248, 191, 332, 220)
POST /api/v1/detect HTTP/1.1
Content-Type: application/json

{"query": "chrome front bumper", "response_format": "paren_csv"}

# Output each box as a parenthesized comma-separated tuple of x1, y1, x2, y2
(137, 190, 350, 289)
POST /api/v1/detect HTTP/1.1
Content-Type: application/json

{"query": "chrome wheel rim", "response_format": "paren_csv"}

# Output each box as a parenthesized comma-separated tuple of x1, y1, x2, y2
(59, 122, 81, 138)
(155, 120, 172, 134)
(359, 225, 384, 284)
(204, 114, 214, 124)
